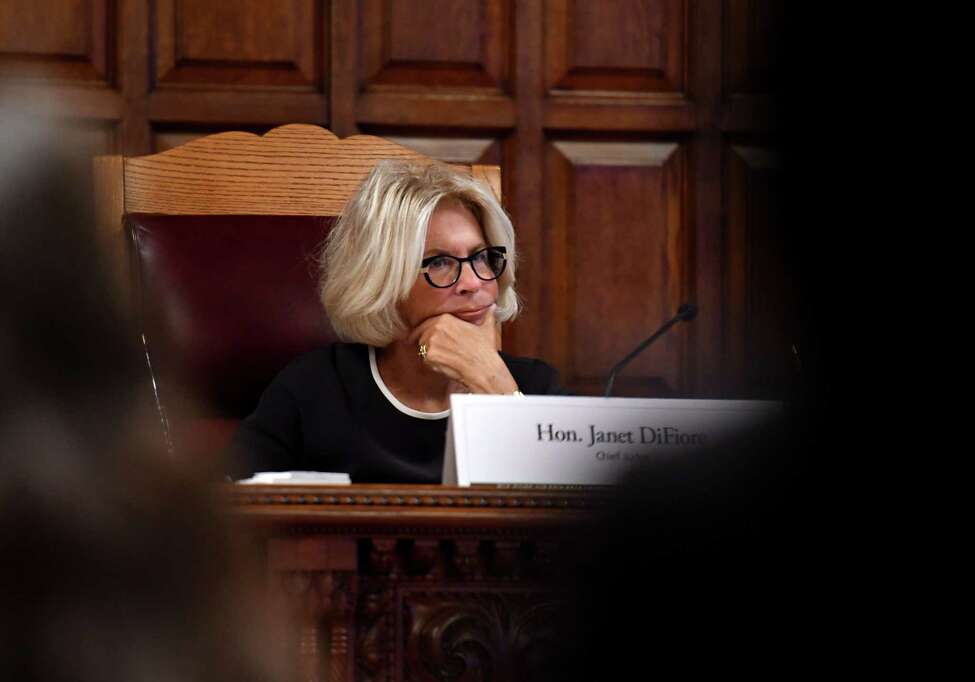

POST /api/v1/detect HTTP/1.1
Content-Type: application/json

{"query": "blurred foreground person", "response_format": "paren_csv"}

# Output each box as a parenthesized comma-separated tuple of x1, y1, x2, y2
(545, 407, 816, 679)
(0, 106, 288, 682)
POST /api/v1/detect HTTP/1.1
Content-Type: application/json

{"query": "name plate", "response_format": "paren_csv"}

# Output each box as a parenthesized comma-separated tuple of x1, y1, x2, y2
(442, 395, 782, 487)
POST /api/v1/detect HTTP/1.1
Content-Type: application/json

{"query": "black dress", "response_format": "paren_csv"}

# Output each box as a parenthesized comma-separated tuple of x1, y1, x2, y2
(229, 343, 567, 483)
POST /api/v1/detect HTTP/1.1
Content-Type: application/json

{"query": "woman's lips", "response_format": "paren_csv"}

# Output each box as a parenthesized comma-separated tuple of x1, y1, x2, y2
(453, 306, 490, 323)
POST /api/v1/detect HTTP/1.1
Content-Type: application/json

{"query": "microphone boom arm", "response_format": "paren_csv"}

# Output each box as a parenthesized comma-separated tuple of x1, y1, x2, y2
(603, 303, 697, 398)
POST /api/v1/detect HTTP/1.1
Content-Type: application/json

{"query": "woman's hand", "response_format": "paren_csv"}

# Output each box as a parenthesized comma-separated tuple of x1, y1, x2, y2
(408, 306, 519, 394)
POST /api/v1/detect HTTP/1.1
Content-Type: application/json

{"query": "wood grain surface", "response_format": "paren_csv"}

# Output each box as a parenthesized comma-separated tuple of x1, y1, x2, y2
(119, 124, 492, 216)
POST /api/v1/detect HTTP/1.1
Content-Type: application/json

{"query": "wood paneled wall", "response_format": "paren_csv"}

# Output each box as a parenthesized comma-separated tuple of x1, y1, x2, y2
(0, 0, 788, 399)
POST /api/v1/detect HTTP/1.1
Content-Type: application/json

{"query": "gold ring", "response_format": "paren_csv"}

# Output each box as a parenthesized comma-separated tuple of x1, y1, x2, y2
(418, 343, 428, 359)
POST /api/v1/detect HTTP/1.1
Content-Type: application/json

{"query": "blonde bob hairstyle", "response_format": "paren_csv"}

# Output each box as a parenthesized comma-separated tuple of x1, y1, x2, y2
(319, 160, 519, 347)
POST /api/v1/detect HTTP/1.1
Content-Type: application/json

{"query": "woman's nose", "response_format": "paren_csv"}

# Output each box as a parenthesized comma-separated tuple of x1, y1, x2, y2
(455, 261, 483, 293)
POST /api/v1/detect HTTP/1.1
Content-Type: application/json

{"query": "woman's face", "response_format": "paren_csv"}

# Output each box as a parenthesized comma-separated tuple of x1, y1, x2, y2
(399, 200, 499, 332)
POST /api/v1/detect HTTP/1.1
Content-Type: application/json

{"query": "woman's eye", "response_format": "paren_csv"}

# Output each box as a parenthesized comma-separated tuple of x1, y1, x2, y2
(472, 250, 489, 264)
(428, 256, 453, 271)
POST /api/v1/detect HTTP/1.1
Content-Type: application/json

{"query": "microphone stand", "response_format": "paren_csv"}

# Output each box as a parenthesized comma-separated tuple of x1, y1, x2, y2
(603, 304, 698, 398)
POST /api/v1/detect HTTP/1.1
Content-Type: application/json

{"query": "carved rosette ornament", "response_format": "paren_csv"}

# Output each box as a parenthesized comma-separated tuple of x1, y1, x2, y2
(403, 591, 562, 682)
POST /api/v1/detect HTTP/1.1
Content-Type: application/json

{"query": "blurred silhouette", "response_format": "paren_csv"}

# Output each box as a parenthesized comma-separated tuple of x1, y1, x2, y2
(0, 103, 288, 682)
(541, 406, 816, 679)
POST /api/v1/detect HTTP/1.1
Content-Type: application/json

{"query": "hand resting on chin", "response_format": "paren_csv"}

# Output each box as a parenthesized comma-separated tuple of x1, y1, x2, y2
(408, 305, 519, 395)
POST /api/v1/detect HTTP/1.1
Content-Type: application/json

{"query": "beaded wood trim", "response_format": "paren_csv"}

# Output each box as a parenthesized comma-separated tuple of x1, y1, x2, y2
(226, 484, 610, 511)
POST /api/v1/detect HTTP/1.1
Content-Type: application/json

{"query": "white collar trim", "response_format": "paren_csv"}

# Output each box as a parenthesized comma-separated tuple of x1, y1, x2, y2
(369, 346, 450, 420)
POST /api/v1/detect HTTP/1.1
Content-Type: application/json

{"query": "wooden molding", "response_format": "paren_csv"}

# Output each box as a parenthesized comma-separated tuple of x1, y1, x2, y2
(551, 140, 679, 167)
(227, 483, 608, 530)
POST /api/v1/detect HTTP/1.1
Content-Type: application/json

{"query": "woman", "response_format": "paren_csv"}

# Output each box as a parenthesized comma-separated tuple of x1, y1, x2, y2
(231, 161, 567, 483)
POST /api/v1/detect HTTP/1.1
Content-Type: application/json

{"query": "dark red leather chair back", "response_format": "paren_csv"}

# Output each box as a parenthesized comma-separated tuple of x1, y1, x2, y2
(127, 214, 339, 457)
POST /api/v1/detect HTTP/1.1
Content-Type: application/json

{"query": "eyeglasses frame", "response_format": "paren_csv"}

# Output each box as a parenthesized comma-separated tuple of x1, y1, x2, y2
(419, 246, 507, 289)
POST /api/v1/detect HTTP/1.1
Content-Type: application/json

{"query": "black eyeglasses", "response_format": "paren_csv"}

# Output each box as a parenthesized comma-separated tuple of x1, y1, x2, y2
(420, 246, 507, 288)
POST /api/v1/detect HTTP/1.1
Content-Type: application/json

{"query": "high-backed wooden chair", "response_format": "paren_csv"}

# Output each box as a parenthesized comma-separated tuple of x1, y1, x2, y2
(94, 124, 501, 459)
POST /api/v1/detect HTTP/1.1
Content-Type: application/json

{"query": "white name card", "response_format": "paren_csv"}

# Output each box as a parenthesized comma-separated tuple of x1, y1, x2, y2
(442, 395, 782, 487)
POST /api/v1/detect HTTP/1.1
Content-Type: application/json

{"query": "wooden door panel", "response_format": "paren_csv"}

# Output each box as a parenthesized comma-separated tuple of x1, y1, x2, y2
(0, 0, 113, 85)
(726, 142, 793, 397)
(359, 0, 512, 91)
(154, 0, 325, 89)
(546, 140, 688, 396)
(545, 0, 685, 94)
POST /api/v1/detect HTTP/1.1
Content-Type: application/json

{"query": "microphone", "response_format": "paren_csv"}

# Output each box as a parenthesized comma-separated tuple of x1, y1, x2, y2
(603, 304, 698, 397)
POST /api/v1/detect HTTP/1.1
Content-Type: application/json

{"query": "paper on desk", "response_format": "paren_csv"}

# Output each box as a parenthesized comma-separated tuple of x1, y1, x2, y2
(235, 471, 351, 485)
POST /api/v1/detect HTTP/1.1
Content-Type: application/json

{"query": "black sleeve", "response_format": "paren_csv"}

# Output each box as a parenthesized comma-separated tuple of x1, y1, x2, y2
(546, 366, 574, 395)
(502, 353, 574, 396)
(226, 379, 302, 479)
(529, 358, 574, 396)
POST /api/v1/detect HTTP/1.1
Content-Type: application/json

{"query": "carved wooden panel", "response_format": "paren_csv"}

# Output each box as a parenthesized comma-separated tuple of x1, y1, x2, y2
(383, 135, 502, 165)
(153, 0, 325, 89)
(545, 0, 685, 94)
(352, 535, 567, 682)
(401, 588, 561, 681)
(546, 140, 687, 396)
(231, 486, 601, 681)
(358, 0, 512, 91)
(0, 0, 113, 85)
(726, 143, 794, 397)
(267, 535, 358, 682)
(719, 0, 782, 133)
(153, 125, 273, 152)
(724, 0, 784, 96)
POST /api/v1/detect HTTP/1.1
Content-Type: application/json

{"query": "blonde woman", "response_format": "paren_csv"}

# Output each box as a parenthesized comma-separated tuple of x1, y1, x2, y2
(231, 161, 567, 482)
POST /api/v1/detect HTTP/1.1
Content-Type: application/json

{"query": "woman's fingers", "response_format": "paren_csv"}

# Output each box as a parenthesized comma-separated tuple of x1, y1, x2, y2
(406, 306, 508, 391)
(408, 314, 442, 347)
(409, 311, 516, 393)
(411, 317, 480, 376)
(475, 305, 498, 347)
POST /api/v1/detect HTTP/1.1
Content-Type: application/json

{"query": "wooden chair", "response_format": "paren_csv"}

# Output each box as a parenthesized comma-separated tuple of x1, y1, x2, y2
(94, 124, 501, 459)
